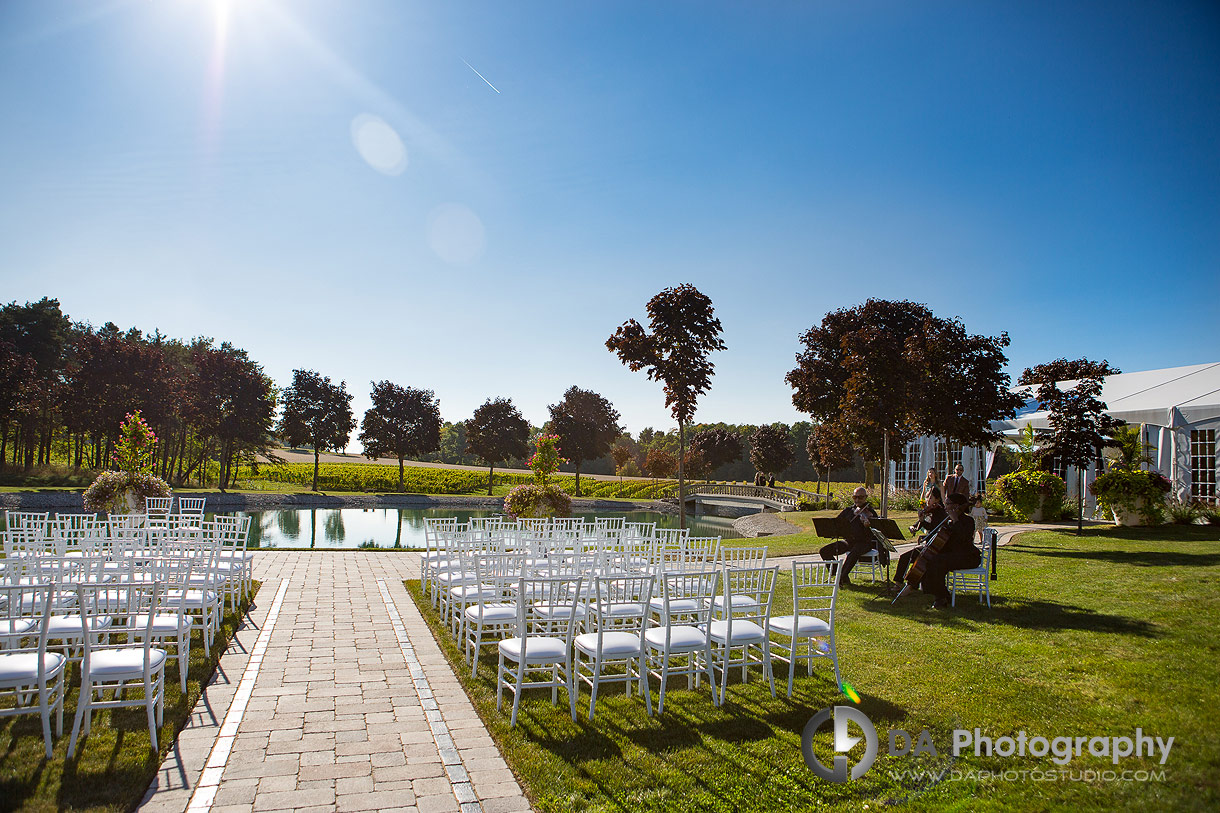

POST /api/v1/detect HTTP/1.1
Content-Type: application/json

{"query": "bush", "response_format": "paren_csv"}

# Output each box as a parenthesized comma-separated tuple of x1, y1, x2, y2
(1201, 506, 1220, 526)
(887, 489, 923, 511)
(503, 484, 572, 518)
(994, 470, 1066, 521)
(981, 492, 1008, 519)
(1166, 499, 1202, 525)
(82, 470, 172, 513)
(1089, 469, 1171, 525)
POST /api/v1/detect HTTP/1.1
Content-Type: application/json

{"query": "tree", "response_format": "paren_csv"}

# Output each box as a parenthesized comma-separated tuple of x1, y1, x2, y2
(465, 398, 530, 495)
(191, 344, 277, 490)
(1035, 369, 1123, 534)
(278, 369, 356, 491)
(807, 422, 854, 496)
(1019, 358, 1120, 386)
(787, 299, 1022, 516)
(547, 386, 622, 496)
(358, 382, 442, 492)
(643, 447, 676, 481)
(607, 284, 726, 528)
(749, 424, 794, 481)
(690, 428, 743, 478)
(609, 443, 634, 481)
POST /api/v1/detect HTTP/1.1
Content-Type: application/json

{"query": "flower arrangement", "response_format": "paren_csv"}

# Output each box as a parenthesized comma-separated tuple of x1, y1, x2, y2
(994, 469, 1066, 521)
(83, 411, 172, 513)
(503, 483, 572, 519)
(1089, 469, 1170, 525)
(504, 434, 572, 518)
(528, 433, 566, 486)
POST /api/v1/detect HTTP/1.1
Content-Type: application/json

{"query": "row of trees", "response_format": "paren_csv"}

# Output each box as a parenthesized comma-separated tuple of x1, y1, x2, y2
(0, 298, 275, 490)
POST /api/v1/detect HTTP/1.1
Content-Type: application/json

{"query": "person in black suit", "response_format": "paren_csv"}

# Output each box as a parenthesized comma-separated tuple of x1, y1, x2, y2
(919, 492, 981, 609)
(818, 487, 880, 586)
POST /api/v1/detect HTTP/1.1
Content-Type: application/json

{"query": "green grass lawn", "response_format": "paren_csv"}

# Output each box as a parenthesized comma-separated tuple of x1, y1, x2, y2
(0, 584, 260, 813)
(406, 526, 1220, 811)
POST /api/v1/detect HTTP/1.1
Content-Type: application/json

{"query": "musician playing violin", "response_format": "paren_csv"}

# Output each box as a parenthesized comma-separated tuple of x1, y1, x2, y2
(818, 487, 880, 587)
(919, 491, 981, 609)
(891, 487, 946, 590)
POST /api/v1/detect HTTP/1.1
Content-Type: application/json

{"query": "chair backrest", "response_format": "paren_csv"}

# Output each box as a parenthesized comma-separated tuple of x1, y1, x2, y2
(177, 496, 207, 515)
(685, 536, 722, 565)
(587, 573, 652, 634)
(718, 565, 779, 625)
(790, 559, 840, 623)
(74, 582, 162, 671)
(106, 513, 147, 537)
(145, 496, 173, 516)
(654, 527, 690, 548)
(0, 582, 55, 659)
(53, 514, 104, 547)
(656, 569, 720, 627)
(4, 511, 51, 537)
(516, 575, 584, 641)
(719, 545, 767, 569)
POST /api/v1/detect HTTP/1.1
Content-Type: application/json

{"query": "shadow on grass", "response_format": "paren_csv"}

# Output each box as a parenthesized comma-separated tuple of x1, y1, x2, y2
(860, 592, 1160, 637)
(1020, 548, 1220, 567)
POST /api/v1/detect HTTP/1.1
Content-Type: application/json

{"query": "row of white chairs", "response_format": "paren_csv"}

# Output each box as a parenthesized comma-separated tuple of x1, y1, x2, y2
(0, 511, 254, 759)
(420, 517, 842, 726)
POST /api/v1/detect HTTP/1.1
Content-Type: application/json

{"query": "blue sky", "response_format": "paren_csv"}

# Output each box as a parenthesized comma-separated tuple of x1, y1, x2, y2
(2, 0, 1217, 439)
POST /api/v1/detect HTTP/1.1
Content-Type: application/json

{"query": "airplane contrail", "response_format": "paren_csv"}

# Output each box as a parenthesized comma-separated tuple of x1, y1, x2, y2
(461, 58, 501, 94)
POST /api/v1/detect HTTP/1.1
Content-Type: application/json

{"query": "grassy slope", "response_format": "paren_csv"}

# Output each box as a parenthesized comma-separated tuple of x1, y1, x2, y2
(407, 525, 1220, 812)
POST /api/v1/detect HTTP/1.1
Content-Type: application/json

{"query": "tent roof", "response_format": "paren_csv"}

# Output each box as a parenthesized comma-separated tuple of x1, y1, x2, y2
(993, 362, 1220, 431)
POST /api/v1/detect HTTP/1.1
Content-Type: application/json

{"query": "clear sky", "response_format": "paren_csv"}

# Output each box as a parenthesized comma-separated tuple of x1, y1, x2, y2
(2, 0, 1217, 441)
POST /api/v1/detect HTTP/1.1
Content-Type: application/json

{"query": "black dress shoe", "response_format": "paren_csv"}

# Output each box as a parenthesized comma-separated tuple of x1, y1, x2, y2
(932, 598, 950, 609)
(838, 577, 852, 588)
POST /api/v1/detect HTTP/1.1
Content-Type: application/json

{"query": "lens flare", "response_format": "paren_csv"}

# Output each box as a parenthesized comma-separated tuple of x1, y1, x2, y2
(840, 682, 861, 704)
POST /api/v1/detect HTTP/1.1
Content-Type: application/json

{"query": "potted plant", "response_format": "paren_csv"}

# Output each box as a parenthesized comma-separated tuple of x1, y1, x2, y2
(1089, 469, 1170, 526)
(994, 469, 1066, 522)
(503, 434, 572, 519)
(82, 411, 172, 513)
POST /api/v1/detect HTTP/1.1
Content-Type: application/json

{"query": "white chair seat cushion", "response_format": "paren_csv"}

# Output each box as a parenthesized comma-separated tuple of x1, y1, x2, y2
(769, 614, 831, 638)
(648, 597, 699, 614)
(712, 594, 759, 611)
(644, 625, 708, 652)
(594, 602, 645, 618)
(87, 648, 168, 678)
(46, 615, 113, 637)
(465, 603, 517, 623)
(449, 584, 499, 600)
(131, 613, 189, 634)
(0, 618, 37, 638)
(532, 604, 586, 620)
(0, 652, 67, 684)
(574, 631, 644, 657)
(498, 636, 569, 663)
(709, 619, 767, 644)
(167, 589, 218, 606)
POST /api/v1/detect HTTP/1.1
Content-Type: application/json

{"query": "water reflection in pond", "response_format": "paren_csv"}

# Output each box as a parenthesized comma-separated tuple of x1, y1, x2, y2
(239, 508, 742, 549)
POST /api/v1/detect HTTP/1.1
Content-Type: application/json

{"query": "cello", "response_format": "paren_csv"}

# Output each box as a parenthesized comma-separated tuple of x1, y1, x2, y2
(891, 514, 951, 604)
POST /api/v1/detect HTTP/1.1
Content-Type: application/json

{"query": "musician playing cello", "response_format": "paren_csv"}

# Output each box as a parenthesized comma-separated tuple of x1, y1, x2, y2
(919, 492, 981, 609)
(818, 487, 880, 587)
(890, 487, 947, 591)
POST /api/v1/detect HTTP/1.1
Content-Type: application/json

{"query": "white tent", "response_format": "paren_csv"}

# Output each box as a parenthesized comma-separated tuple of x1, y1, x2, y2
(890, 362, 1220, 508)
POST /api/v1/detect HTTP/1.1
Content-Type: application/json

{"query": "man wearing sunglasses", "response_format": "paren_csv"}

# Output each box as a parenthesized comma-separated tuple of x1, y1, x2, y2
(818, 486, 881, 587)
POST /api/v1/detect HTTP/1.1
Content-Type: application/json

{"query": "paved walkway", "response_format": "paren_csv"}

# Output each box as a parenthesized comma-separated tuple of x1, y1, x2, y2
(140, 553, 531, 813)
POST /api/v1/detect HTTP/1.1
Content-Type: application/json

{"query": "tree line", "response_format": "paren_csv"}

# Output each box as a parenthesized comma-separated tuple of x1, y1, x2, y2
(2, 292, 1036, 499)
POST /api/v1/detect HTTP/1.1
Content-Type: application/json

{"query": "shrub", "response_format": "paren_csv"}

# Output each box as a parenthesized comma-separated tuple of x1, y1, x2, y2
(994, 470, 1066, 521)
(1166, 498, 1202, 525)
(1089, 469, 1171, 525)
(82, 470, 172, 513)
(1201, 506, 1220, 526)
(504, 484, 572, 519)
(887, 489, 922, 511)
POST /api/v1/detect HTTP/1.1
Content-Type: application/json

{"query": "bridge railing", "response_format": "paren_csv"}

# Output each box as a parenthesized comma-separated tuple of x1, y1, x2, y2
(680, 483, 831, 509)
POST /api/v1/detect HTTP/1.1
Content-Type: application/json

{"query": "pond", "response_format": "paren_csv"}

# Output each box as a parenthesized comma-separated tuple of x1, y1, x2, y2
(239, 508, 742, 549)
(1, 508, 742, 549)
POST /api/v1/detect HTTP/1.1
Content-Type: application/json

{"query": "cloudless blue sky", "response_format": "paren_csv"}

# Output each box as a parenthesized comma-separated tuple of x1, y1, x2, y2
(2, 0, 1217, 441)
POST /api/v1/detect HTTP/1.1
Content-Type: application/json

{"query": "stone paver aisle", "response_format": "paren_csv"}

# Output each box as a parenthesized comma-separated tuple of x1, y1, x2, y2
(141, 552, 531, 813)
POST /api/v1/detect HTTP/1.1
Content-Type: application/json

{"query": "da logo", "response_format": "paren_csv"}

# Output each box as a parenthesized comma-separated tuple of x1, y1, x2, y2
(802, 706, 879, 783)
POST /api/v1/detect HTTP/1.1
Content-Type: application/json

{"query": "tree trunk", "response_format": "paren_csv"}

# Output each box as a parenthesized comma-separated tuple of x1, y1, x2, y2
(574, 463, 582, 497)
(487, 462, 495, 496)
(678, 421, 687, 530)
(312, 446, 320, 492)
(881, 430, 890, 519)
(398, 456, 405, 493)
(1077, 467, 1084, 536)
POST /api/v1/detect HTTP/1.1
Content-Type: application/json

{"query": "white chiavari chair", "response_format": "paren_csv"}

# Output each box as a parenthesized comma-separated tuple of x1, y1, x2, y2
(0, 582, 68, 758)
